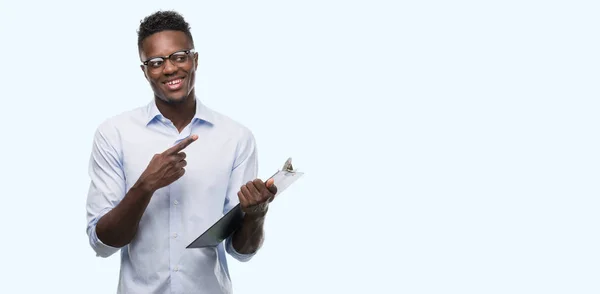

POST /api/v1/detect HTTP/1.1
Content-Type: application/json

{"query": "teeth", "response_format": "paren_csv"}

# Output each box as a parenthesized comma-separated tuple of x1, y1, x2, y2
(167, 79, 181, 85)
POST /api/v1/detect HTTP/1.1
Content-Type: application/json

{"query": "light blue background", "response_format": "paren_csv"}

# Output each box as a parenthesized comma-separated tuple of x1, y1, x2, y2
(0, 0, 598, 293)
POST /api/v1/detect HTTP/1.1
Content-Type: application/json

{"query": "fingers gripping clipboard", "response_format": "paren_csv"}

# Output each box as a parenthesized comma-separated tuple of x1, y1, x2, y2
(186, 158, 304, 249)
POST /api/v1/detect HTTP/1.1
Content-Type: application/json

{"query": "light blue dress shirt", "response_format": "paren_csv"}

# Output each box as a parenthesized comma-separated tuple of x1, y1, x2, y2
(85, 99, 257, 294)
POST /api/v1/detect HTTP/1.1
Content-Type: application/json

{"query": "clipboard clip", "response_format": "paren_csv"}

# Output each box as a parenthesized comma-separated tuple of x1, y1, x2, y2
(282, 157, 295, 172)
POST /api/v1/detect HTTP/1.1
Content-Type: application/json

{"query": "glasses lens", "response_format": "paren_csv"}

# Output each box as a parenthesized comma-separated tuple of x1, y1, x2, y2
(170, 51, 190, 64)
(147, 58, 164, 69)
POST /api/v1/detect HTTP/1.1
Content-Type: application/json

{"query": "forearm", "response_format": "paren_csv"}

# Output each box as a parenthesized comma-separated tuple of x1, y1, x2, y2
(231, 214, 266, 254)
(95, 182, 154, 247)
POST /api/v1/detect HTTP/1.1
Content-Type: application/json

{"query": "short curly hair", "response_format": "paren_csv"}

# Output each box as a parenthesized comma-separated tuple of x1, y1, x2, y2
(137, 10, 195, 50)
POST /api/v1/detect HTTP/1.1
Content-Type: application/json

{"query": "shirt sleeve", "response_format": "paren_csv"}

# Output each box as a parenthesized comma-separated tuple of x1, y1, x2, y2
(224, 128, 259, 262)
(85, 122, 126, 258)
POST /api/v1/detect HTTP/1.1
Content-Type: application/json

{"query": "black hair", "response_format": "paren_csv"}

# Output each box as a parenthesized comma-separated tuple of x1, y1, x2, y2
(137, 10, 194, 51)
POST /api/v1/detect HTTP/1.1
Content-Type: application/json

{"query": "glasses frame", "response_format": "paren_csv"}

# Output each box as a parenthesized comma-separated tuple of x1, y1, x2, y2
(141, 49, 196, 70)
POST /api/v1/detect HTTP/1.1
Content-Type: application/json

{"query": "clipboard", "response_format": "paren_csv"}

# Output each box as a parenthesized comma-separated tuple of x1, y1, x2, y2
(186, 158, 304, 249)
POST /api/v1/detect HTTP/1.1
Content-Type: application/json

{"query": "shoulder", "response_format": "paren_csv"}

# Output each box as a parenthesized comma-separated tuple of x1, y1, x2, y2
(202, 104, 255, 142)
(202, 105, 258, 165)
(93, 105, 147, 143)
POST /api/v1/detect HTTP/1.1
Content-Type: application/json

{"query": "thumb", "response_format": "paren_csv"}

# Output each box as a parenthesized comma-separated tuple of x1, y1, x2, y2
(266, 178, 278, 194)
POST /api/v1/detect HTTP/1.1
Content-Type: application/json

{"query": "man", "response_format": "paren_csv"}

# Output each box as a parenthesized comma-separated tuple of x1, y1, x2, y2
(85, 10, 277, 293)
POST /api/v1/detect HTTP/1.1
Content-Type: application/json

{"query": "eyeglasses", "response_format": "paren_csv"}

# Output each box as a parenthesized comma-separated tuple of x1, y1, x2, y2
(142, 49, 195, 71)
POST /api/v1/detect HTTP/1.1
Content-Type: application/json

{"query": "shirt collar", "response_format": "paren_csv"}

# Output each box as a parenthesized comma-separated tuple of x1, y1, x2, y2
(145, 97, 215, 126)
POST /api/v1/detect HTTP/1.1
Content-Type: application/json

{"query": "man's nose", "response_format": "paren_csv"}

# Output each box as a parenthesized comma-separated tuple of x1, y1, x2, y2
(162, 59, 178, 75)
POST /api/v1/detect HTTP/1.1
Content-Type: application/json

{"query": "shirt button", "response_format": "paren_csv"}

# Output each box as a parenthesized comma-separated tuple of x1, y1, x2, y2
(174, 200, 179, 205)
(174, 266, 179, 272)
(173, 233, 178, 238)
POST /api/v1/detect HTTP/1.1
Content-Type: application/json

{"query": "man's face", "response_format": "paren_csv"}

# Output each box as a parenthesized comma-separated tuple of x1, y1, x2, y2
(139, 30, 198, 104)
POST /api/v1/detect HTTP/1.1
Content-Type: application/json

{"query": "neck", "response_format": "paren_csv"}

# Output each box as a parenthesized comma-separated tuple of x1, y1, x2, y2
(155, 91, 196, 132)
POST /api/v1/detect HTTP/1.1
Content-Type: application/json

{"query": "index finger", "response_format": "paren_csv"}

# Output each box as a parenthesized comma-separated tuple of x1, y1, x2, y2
(163, 134, 198, 155)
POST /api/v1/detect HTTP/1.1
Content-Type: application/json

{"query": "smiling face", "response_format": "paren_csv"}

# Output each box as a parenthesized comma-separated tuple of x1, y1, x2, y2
(139, 30, 198, 104)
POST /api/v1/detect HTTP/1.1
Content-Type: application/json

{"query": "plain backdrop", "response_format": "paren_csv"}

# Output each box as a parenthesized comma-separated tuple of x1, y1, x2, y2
(0, 0, 598, 293)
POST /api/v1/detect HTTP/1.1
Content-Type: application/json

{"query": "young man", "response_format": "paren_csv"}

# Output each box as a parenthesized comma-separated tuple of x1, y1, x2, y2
(85, 10, 277, 293)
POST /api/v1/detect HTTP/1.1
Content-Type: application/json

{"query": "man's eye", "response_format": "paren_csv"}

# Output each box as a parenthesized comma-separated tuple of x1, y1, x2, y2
(149, 60, 164, 67)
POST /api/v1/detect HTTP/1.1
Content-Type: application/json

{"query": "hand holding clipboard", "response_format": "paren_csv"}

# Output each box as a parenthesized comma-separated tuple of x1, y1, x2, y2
(186, 158, 304, 249)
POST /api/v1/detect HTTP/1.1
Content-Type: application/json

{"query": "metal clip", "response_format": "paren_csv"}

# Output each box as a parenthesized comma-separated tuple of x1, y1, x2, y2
(282, 157, 294, 172)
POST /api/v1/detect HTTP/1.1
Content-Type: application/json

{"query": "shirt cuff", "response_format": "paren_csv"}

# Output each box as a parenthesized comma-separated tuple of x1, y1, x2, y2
(88, 210, 121, 258)
(225, 235, 255, 262)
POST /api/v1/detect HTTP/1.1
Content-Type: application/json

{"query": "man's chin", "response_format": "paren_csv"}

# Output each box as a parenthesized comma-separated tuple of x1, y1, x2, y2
(168, 97, 187, 104)
(158, 93, 189, 105)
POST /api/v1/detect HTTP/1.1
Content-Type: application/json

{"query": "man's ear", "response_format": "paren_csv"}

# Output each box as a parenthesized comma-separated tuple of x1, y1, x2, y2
(194, 52, 199, 70)
(140, 65, 149, 80)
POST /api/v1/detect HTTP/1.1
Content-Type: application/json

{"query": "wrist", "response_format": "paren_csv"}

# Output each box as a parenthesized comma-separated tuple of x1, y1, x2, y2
(243, 212, 267, 222)
(243, 203, 268, 220)
(132, 179, 156, 195)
